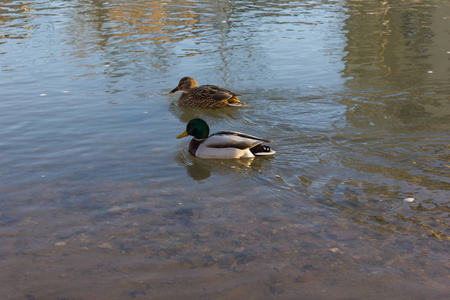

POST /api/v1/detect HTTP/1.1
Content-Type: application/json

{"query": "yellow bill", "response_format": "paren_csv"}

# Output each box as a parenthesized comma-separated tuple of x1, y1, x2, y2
(176, 130, 189, 139)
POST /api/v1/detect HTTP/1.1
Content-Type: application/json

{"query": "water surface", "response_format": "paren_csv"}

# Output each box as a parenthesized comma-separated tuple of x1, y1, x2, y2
(1, 0, 449, 299)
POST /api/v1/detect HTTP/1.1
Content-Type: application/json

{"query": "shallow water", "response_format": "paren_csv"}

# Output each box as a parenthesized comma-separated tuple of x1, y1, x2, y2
(1, 0, 449, 299)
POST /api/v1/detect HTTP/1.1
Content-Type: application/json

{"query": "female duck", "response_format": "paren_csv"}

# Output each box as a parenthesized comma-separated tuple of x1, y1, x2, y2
(170, 77, 247, 108)
(177, 118, 275, 159)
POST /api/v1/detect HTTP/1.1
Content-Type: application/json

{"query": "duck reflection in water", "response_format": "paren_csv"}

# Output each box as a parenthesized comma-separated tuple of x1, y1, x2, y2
(168, 100, 245, 124)
(175, 150, 269, 182)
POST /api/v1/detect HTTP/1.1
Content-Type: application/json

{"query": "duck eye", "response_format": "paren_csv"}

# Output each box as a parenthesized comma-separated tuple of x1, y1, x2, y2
(186, 125, 195, 135)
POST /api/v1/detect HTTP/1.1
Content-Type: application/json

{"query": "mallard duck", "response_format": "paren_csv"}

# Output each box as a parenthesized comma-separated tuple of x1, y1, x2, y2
(170, 77, 247, 108)
(177, 118, 275, 159)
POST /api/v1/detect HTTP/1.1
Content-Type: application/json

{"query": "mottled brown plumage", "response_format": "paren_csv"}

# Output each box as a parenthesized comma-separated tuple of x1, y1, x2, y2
(170, 77, 247, 108)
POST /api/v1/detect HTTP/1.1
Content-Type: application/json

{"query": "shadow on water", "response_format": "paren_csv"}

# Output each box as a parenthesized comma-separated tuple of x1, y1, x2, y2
(168, 100, 246, 124)
(175, 148, 274, 182)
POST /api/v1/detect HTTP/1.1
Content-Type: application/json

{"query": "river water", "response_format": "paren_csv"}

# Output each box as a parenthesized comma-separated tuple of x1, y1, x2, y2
(1, 0, 449, 299)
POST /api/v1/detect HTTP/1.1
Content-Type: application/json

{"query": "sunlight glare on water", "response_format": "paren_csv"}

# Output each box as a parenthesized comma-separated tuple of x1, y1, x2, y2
(0, 0, 449, 299)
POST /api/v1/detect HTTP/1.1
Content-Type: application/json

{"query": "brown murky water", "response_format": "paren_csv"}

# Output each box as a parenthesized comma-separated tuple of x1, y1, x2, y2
(1, 0, 449, 299)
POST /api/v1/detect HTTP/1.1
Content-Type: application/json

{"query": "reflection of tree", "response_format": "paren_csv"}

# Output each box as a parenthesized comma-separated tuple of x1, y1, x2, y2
(340, 0, 449, 131)
(107, 1, 199, 45)
(0, 1, 35, 41)
(64, 0, 318, 87)
(330, 1, 450, 239)
(342, 0, 435, 90)
(66, 1, 110, 58)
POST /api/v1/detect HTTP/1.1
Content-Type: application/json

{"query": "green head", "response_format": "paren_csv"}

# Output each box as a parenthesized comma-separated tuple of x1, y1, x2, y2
(177, 118, 210, 139)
